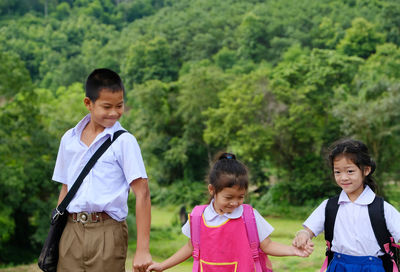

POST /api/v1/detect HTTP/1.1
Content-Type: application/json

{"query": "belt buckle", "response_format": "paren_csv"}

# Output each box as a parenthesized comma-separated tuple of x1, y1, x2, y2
(78, 212, 90, 224)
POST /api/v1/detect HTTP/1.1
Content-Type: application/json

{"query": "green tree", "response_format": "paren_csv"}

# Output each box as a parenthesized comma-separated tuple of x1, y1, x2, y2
(204, 66, 278, 184)
(122, 36, 179, 86)
(265, 48, 363, 204)
(122, 80, 181, 184)
(337, 17, 385, 59)
(0, 86, 58, 263)
(0, 50, 31, 98)
(333, 43, 400, 187)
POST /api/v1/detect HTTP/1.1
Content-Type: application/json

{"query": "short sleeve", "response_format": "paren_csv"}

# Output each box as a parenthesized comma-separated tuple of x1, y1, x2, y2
(384, 201, 400, 243)
(303, 199, 328, 237)
(116, 133, 147, 184)
(182, 219, 190, 238)
(52, 131, 69, 184)
(253, 209, 274, 242)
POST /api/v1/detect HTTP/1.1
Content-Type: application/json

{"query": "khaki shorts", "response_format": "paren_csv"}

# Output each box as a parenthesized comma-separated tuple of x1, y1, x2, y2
(57, 214, 128, 272)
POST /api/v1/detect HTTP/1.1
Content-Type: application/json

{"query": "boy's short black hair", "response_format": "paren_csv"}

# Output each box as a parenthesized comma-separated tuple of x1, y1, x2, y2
(85, 68, 125, 102)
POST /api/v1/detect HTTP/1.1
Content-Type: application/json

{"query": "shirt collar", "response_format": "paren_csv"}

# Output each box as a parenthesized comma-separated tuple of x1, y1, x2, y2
(338, 185, 375, 205)
(72, 113, 123, 141)
(203, 199, 243, 221)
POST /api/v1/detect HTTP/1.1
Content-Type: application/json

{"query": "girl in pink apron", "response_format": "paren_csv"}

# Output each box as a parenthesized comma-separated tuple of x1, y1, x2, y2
(147, 152, 314, 272)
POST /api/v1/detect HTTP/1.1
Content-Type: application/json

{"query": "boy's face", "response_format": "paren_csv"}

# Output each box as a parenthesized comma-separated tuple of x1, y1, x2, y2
(84, 88, 124, 129)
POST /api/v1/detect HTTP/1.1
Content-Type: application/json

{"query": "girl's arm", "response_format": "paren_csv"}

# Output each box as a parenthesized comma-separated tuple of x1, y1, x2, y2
(260, 237, 313, 257)
(147, 239, 193, 272)
(292, 227, 315, 248)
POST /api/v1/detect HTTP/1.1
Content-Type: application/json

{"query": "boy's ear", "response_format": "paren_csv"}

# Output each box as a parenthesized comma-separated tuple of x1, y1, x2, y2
(84, 97, 92, 110)
(208, 184, 214, 196)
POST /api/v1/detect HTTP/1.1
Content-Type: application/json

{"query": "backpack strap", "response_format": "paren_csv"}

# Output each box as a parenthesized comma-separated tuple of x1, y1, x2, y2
(369, 196, 391, 252)
(242, 204, 263, 272)
(369, 196, 399, 272)
(321, 195, 340, 272)
(190, 205, 207, 272)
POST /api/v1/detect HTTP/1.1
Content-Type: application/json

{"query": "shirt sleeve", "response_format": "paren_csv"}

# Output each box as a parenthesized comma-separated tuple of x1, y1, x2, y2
(253, 209, 274, 242)
(116, 133, 148, 184)
(182, 219, 191, 238)
(52, 131, 69, 184)
(303, 199, 328, 237)
(384, 201, 400, 243)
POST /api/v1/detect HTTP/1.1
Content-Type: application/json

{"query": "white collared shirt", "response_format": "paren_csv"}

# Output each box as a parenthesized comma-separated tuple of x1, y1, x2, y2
(182, 200, 274, 242)
(304, 185, 400, 256)
(52, 114, 147, 221)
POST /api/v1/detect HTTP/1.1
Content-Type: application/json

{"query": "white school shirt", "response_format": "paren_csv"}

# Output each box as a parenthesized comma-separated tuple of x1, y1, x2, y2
(182, 200, 274, 242)
(52, 114, 147, 221)
(304, 185, 400, 257)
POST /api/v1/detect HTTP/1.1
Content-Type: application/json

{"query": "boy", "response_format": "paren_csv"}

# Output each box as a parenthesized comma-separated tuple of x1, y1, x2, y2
(53, 68, 152, 272)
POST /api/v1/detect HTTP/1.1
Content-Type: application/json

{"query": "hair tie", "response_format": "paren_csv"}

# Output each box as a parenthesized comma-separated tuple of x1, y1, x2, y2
(219, 153, 236, 160)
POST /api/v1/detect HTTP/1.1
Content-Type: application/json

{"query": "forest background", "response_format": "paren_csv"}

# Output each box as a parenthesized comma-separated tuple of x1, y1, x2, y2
(1, 0, 400, 267)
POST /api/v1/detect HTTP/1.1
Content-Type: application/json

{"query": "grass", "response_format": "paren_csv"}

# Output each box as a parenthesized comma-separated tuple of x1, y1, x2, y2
(1, 206, 326, 272)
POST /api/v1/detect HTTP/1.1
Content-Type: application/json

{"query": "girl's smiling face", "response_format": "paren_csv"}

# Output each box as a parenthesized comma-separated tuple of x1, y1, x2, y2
(333, 155, 371, 202)
(209, 185, 246, 215)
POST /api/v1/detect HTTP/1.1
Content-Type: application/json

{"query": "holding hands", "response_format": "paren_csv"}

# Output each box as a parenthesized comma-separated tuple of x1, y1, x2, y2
(292, 228, 314, 257)
(146, 262, 163, 272)
(292, 239, 314, 257)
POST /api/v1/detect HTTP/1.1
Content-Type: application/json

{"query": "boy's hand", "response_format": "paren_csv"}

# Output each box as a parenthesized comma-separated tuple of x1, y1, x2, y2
(292, 240, 314, 257)
(292, 229, 311, 249)
(146, 262, 164, 272)
(133, 250, 152, 272)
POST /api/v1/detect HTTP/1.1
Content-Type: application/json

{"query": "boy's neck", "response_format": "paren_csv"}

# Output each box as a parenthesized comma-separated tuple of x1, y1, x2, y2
(81, 121, 106, 147)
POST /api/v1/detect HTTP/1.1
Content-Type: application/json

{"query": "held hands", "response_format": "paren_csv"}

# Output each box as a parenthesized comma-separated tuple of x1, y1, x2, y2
(146, 262, 164, 272)
(133, 249, 152, 272)
(292, 229, 314, 257)
(292, 229, 311, 249)
(292, 239, 314, 257)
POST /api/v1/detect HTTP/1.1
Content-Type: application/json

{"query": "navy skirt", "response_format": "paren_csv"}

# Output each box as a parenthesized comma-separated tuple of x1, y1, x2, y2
(327, 253, 385, 272)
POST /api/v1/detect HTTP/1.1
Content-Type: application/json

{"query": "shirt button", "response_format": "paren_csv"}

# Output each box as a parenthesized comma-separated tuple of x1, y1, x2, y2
(369, 257, 373, 261)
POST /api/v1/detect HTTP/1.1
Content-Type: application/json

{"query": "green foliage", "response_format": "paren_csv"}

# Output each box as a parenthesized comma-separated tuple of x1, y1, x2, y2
(0, 50, 31, 98)
(122, 36, 179, 85)
(150, 180, 207, 208)
(2, 0, 400, 265)
(337, 17, 385, 58)
(333, 43, 400, 186)
(0, 90, 59, 263)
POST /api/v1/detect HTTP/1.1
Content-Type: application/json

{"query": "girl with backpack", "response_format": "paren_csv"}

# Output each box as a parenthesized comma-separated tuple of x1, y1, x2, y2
(293, 139, 400, 272)
(147, 152, 314, 272)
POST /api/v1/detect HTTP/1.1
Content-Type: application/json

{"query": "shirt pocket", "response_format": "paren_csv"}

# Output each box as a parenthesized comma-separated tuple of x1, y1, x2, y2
(98, 150, 117, 166)
(95, 151, 122, 181)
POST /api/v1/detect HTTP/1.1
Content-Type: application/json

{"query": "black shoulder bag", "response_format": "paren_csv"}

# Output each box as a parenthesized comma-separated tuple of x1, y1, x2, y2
(38, 130, 126, 272)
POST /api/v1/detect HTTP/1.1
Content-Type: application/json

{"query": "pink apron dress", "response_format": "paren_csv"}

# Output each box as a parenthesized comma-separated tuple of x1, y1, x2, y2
(197, 214, 255, 272)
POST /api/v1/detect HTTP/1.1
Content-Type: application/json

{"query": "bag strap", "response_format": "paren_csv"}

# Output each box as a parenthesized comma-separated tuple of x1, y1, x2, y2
(55, 130, 126, 215)
(321, 195, 340, 272)
(368, 196, 399, 272)
(242, 204, 263, 272)
(190, 205, 207, 272)
(368, 196, 391, 252)
(324, 195, 340, 244)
